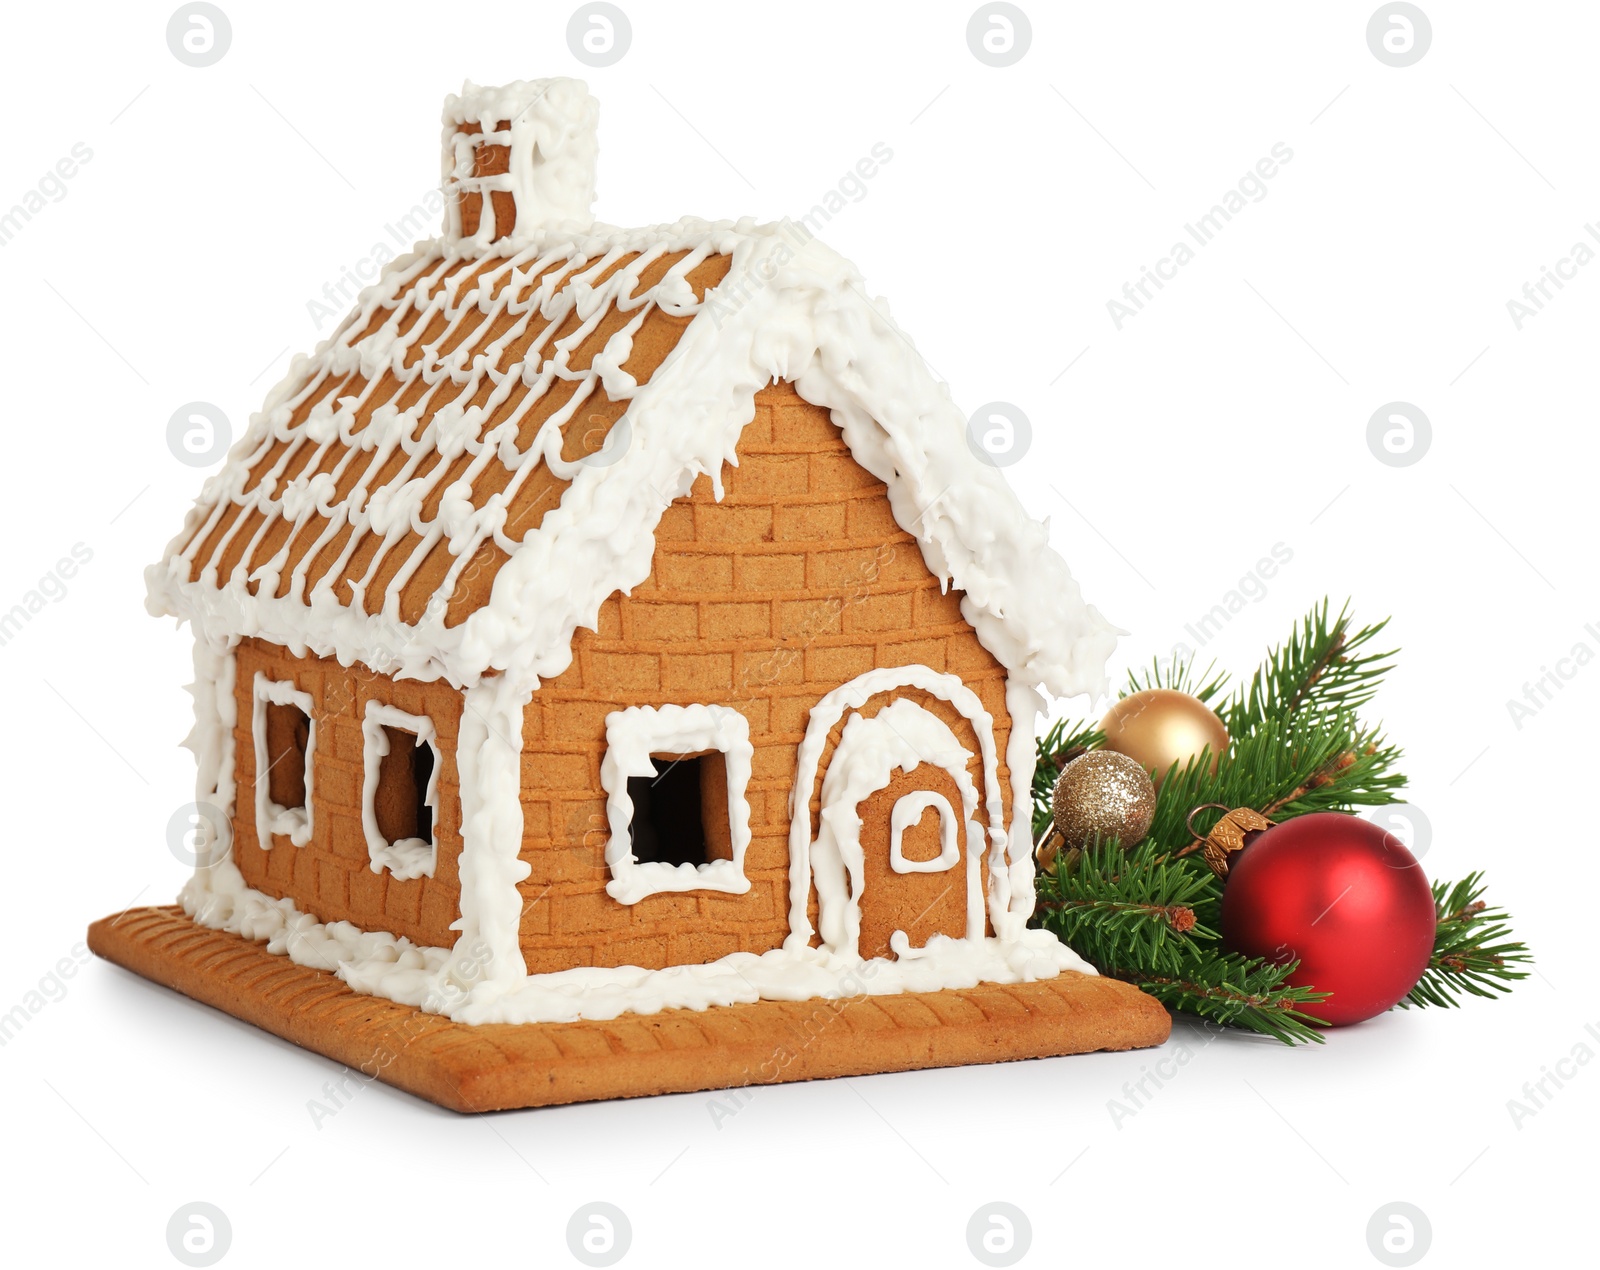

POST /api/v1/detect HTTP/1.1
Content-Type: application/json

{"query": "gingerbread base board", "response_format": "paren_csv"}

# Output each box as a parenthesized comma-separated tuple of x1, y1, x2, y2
(87, 907, 1171, 1113)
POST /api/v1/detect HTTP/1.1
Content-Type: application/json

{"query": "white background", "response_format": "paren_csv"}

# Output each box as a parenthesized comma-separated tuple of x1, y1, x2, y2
(1, 1, 1592, 1266)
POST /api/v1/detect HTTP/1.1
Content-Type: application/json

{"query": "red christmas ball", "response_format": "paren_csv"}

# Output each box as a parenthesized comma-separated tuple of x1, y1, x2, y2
(1220, 812, 1435, 1026)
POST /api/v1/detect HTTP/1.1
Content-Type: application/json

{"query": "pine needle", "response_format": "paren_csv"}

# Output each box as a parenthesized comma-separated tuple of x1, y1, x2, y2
(1110, 956, 1331, 1045)
(1124, 652, 1230, 703)
(1034, 839, 1215, 973)
(1223, 599, 1397, 735)
(1400, 872, 1532, 1008)
(1034, 840, 1330, 1042)
(1144, 710, 1406, 849)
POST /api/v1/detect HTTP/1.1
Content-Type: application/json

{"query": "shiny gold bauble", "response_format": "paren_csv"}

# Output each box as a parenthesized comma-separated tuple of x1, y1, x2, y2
(1100, 688, 1230, 789)
(1051, 750, 1157, 850)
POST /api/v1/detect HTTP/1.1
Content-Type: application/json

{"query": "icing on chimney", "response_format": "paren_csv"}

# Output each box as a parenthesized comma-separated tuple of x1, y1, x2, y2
(441, 78, 599, 248)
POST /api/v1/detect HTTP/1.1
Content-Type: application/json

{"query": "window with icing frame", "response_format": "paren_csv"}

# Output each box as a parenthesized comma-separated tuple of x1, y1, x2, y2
(252, 673, 316, 850)
(600, 704, 755, 905)
(361, 702, 441, 882)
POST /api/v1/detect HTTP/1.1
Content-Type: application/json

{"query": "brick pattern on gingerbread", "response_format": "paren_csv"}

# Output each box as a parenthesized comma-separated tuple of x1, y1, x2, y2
(232, 638, 464, 949)
(515, 382, 1011, 973)
(225, 383, 1012, 975)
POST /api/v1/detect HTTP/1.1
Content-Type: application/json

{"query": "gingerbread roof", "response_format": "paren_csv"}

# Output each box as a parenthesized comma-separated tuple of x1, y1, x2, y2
(148, 84, 1118, 702)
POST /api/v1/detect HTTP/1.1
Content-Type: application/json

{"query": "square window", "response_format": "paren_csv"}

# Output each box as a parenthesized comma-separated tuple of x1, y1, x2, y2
(625, 751, 735, 869)
(602, 704, 753, 904)
(265, 705, 311, 811)
(252, 673, 315, 849)
(362, 702, 441, 881)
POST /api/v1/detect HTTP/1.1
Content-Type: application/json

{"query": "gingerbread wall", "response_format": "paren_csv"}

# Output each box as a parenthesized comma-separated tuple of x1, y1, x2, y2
(516, 381, 1014, 973)
(230, 638, 464, 949)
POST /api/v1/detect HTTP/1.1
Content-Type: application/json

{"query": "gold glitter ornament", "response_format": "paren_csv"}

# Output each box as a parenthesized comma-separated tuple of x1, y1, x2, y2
(1051, 750, 1157, 850)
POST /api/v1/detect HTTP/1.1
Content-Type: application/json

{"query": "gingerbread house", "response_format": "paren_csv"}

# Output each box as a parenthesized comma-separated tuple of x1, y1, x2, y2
(92, 79, 1168, 1110)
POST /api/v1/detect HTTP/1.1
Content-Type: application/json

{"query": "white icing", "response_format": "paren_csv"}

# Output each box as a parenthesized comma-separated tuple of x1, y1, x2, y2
(600, 703, 754, 904)
(809, 697, 983, 955)
(453, 928, 1093, 1026)
(187, 638, 237, 830)
(785, 666, 1007, 948)
(251, 673, 315, 850)
(360, 701, 440, 881)
(146, 218, 1117, 705)
(190, 879, 452, 1005)
(440, 674, 530, 993)
(889, 792, 962, 875)
(177, 640, 255, 935)
(182, 873, 1092, 1025)
(443, 77, 599, 245)
(1001, 679, 1047, 940)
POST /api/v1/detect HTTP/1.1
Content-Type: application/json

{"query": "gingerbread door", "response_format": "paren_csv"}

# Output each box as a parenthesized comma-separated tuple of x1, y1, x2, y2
(808, 697, 988, 960)
(854, 763, 979, 959)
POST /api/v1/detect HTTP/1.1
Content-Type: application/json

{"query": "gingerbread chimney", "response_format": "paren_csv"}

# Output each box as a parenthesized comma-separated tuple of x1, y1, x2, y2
(441, 78, 599, 246)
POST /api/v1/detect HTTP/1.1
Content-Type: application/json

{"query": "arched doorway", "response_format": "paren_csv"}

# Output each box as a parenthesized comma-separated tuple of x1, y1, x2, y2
(786, 666, 1006, 959)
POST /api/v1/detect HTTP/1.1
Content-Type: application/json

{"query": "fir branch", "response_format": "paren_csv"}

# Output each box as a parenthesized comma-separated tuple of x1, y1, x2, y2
(1029, 599, 1524, 1043)
(1110, 955, 1330, 1045)
(1224, 600, 1397, 735)
(1144, 710, 1405, 852)
(1259, 747, 1364, 817)
(1123, 651, 1230, 703)
(1400, 873, 1532, 1009)
(1034, 839, 1216, 972)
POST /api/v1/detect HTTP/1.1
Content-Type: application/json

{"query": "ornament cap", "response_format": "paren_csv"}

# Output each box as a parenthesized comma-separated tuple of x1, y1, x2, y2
(1184, 804, 1275, 877)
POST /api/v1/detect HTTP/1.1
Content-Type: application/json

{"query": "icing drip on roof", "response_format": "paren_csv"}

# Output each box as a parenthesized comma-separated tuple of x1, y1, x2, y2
(148, 77, 1118, 703)
(148, 216, 1118, 702)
